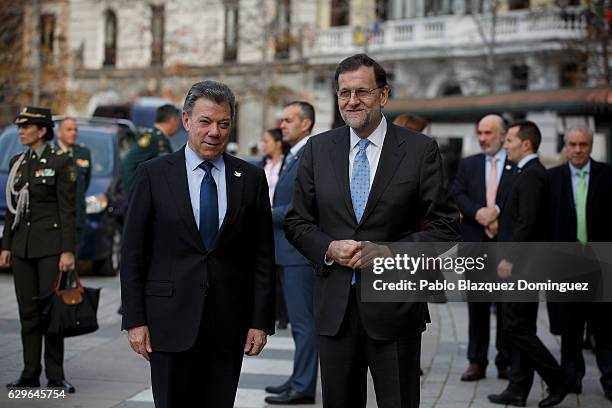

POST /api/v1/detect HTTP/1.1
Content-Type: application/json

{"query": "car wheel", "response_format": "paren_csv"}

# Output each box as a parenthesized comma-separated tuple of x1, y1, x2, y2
(94, 228, 121, 276)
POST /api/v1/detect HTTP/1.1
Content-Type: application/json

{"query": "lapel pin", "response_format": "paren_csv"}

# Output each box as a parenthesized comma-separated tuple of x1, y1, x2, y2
(505, 164, 511, 170)
(40, 158, 47, 164)
(234, 171, 242, 177)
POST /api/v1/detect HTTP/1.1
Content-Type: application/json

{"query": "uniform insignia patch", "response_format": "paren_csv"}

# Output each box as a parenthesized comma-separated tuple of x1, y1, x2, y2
(35, 168, 56, 177)
(69, 166, 77, 182)
(138, 134, 152, 148)
(76, 159, 90, 168)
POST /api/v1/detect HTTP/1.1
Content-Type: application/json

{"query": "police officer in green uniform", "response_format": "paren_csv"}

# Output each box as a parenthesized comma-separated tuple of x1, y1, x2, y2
(0, 107, 77, 393)
(120, 104, 179, 196)
(54, 118, 91, 252)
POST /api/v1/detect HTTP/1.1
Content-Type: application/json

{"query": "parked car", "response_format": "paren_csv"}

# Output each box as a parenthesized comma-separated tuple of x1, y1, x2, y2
(93, 97, 188, 151)
(0, 117, 131, 276)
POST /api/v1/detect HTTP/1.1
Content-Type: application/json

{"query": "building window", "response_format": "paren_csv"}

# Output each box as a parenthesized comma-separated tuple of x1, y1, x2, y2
(275, 0, 290, 60)
(510, 64, 529, 91)
(375, 0, 388, 20)
(426, 0, 454, 16)
(467, 0, 485, 14)
(40, 13, 55, 56)
(103, 10, 117, 66)
(331, 0, 349, 26)
(224, 2, 238, 62)
(151, 5, 164, 66)
(560, 62, 585, 88)
(508, 0, 530, 10)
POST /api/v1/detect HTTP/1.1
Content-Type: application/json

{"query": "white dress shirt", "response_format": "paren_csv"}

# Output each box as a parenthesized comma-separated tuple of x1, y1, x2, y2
(348, 115, 387, 188)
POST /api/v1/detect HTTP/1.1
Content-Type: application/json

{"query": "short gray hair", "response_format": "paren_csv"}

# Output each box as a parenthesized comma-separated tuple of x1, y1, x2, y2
(183, 80, 236, 120)
(564, 126, 593, 144)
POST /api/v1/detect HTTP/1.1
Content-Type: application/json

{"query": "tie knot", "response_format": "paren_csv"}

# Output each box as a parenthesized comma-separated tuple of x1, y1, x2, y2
(358, 138, 370, 152)
(199, 160, 214, 172)
(577, 168, 586, 179)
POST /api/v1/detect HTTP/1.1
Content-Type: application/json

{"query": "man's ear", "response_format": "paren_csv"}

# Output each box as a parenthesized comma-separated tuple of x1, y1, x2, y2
(301, 118, 313, 134)
(182, 111, 190, 132)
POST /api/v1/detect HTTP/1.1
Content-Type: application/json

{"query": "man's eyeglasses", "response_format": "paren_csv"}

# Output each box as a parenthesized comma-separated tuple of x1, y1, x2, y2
(336, 87, 382, 101)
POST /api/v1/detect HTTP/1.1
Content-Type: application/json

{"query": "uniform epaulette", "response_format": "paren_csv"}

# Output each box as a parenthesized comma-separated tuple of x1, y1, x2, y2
(137, 133, 152, 148)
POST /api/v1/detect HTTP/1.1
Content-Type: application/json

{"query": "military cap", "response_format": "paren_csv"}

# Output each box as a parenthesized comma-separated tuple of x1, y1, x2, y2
(14, 106, 54, 128)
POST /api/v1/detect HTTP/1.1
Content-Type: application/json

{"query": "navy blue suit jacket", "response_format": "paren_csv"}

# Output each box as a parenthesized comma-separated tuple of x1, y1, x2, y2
(272, 145, 309, 266)
(452, 153, 515, 242)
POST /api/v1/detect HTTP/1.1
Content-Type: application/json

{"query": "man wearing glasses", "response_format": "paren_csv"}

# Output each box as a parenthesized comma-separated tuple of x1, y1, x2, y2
(285, 54, 459, 408)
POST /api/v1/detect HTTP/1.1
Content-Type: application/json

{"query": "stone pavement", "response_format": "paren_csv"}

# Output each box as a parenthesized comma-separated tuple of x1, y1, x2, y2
(0, 272, 610, 407)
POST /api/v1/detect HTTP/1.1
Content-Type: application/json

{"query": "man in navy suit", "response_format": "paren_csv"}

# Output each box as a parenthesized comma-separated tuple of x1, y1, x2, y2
(452, 114, 514, 381)
(121, 81, 275, 408)
(265, 101, 319, 405)
(547, 127, 612, 400)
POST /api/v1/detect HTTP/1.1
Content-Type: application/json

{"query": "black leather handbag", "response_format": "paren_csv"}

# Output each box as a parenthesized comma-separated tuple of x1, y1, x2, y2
(36, 269, 101, 337)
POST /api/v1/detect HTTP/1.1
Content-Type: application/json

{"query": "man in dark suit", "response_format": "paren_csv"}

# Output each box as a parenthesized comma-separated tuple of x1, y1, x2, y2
(264, 101, 319, 405)
(452, 114, 513, 381)
(489, 121, 568, 408)
(120, 81, 276, 408)
(547, 126, 612, 401)
(284, 54, 459, 408)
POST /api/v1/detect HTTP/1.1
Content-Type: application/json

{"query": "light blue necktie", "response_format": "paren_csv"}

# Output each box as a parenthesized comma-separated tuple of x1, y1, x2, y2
(350, 138, 370, 284)
(198, 161, 218, 252)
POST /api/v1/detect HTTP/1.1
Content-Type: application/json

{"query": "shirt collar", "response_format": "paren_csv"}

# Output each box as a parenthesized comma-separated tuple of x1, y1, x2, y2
(568, 159, 591, 177)
(290, 134, 311, 156)
(31, 143, 48, 158)
(185, 144, 225, 171)
(486, 149, 506, 163)
(56, 140, 72, 153)
(517, 153, 538, 169)
(350, 115, 387, 150)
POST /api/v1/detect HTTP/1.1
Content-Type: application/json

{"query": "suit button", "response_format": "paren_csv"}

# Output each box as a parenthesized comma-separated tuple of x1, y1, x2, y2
(42, 179, 46, 184)
(53, 223, 58, 228)
(26, 222, 31, 226)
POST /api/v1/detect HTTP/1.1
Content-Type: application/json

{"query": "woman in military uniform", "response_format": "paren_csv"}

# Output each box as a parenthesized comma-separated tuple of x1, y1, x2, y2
(0, 107, 77, 393)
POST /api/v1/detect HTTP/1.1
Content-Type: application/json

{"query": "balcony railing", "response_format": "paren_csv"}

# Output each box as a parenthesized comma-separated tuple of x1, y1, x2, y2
(305, 7, 587, 59)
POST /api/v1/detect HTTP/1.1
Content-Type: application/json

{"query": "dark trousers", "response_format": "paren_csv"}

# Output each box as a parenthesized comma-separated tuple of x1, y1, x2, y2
(502, 302, 566, 396)
(12, 255, 64, 381)
(557, 303, 612, 392)
(319, 288, 421, 408)
(281, 264, 319, 396)
(467, 302, 510, 368)
(275, 266, 289, 326)
(149, 300, 245, 408)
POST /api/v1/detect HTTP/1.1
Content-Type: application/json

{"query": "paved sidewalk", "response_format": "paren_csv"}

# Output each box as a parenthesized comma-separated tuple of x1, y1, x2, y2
(0, 273, 610, 407)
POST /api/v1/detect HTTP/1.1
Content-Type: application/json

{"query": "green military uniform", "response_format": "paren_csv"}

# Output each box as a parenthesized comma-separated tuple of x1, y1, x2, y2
(54, 142, 91, 230)
(120, 126, 172, 196)
(1, 107, 76, 384)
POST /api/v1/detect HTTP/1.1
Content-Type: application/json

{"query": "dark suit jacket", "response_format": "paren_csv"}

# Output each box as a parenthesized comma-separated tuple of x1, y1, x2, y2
(54, 142, 91, 229)
(452, 153, 515, 242)
(547, 160, 612, 334)
(120, 148, 276, 353)
(2, 144, 76, 258)
(548, 160, 612, 242)
(284, 122, 460, 340)
(272, 144, 309, 266)
(498, 158, 550, 243)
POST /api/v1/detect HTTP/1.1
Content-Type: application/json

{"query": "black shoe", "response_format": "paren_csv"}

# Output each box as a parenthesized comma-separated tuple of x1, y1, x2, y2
(277, 321, 288, 330)
(488, 390, 526, 407)
(265, 381, 291, 394)
(605, 389, 612, 401)
(6, 378, 40, 388)
(538, 387, 568, 408)
(47, 379, 75, 393)
(265, 389, 315, 405)
(568, 380, 582, 394)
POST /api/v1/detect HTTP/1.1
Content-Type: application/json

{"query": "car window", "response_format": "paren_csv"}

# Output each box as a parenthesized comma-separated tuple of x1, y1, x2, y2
(0, 126, 114, 178)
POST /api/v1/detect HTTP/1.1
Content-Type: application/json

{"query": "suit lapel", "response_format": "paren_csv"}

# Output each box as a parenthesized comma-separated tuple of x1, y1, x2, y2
(477, 154, 487, 204)
(164, 149, 206, 253)
(359, 125, 406, 226)
(330, 128, 355, 222)
(562, 163, 575, 213)
(277, 147, 301, 184)
(212, 153, 244, 249)
(586, 160, 600, 213)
